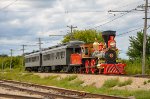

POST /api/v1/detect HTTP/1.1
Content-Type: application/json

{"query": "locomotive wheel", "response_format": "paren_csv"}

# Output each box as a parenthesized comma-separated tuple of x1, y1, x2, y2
(85, 60, 90, 74)
(90, 59, 96, 74)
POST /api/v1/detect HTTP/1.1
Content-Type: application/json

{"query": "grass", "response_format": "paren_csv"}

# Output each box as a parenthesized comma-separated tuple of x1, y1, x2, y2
(102, 78, 133, 88)
(118, 79, 133, 87)
(102, 78, 119, 88)
(143, 81, 147, 85)
(0, 70, 150, 99)
(123, 60, 142, 75)
(122, 59, 150, 75)
(143, 79, 150, 85)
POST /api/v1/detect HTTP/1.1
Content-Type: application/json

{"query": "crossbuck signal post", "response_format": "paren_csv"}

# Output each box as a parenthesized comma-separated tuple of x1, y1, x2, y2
(108, 0, 149, 75)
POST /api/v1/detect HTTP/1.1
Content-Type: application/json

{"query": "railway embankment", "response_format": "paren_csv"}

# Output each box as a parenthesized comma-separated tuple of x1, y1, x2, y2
(0, 71, 150, 99)
(34, 73, 150, 91)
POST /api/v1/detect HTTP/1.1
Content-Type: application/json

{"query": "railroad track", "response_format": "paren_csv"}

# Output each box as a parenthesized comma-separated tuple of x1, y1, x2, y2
(0, 79, 129, 99)
(0, 93, 41, 99)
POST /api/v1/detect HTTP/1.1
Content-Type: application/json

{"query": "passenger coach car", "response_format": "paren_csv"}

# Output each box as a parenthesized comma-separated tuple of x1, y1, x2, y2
(25, 41, 84, 72)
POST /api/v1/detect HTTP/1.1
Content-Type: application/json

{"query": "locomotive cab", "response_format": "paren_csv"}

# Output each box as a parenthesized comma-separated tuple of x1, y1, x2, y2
(80, 44, 93, 58)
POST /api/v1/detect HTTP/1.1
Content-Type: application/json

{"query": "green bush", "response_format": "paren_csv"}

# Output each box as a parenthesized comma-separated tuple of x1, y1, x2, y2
(123, 60, 141, 75)
(122, 59, 150, 75)
(143, 81, 147, 85)
(0, 56, 23, 70)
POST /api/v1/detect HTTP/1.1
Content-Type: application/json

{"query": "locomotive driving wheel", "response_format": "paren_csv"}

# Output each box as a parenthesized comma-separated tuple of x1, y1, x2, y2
(85, 60, 90, 74)
(90, 59, 96, 74)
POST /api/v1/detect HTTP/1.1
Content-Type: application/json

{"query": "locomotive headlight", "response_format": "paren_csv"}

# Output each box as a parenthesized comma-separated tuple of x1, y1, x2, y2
(110, 42, 116, 48)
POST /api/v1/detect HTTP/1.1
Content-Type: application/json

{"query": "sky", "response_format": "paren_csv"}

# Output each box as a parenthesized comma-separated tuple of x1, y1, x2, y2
(0, 0, 148, 59)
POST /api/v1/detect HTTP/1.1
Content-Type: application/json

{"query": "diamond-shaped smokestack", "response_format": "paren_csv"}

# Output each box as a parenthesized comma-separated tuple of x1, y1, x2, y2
(102, 30, 116, 48)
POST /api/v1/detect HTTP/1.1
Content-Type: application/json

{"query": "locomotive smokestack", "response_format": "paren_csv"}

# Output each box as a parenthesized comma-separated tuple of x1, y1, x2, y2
(102, 30, 116, 48)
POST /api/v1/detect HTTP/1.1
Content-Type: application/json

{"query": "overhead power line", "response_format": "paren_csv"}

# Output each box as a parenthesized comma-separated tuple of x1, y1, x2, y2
(116, 27, 144, 36)
(90, 6, 141, 30)
(91, 11, 131, 29)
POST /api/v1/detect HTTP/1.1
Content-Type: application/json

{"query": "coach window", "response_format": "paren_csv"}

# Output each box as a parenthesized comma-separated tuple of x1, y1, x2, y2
(32, 57, 33, 62)
(43, 55, 46, 61)
(52, 53, 54, 60)
(60, 52, 63, 59)
(32, 57, 36, 62)
(36, 56, 39, 61)
(61, 51, 65, 59)
(36, 56, 37, 61)
(25, 59, 28, 63)
(56, 52, 59, 59)
(58, 52, 61, 59)
(49, 54, 51, 60)
(32, 57, 34, 62)
(28, 58, 29, 62)
(29, 58, 31, 62)
(47, 54, 50, 60)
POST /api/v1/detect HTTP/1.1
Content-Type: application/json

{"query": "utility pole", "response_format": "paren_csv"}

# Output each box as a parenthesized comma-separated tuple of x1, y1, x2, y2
(67, 25, 77, 40)
(142, 0, 148, 75)
(21, 45, 27, 67)
(37, 38, 43, 53)
(10, 49, 13, 70)
(37, 38, 43, 67)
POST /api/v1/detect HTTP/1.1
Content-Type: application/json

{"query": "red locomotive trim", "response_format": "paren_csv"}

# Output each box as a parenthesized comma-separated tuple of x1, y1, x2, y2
(70, 54, 82, 65)
(100, 63, 126, 74)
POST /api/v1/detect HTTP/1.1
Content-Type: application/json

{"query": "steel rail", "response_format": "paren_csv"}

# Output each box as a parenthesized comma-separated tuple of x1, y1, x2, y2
(0, 93, 41, 99)
(0, 83, 80, 99)
(0, 79, 129, 99)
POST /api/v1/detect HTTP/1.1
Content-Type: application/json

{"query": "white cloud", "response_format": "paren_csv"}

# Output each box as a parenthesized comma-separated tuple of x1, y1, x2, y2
(0, 0, 145, 58)
(9, 19, 21, 27)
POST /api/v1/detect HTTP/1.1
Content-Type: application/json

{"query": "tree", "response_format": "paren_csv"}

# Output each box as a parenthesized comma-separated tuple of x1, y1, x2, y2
(0, 54, 8, 57)
(127, 32, 150, 60)
(62, 29, 103, 43)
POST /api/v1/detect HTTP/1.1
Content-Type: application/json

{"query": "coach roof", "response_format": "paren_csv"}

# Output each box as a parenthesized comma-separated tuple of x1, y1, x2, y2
(25, 40, 84, 55)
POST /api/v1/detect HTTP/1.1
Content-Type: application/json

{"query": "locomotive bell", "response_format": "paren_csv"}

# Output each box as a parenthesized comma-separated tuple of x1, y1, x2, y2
(102, 30, 116, 48)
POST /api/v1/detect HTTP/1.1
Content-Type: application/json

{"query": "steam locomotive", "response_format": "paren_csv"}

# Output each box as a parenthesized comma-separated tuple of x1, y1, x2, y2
(25, 30, 126, 74)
